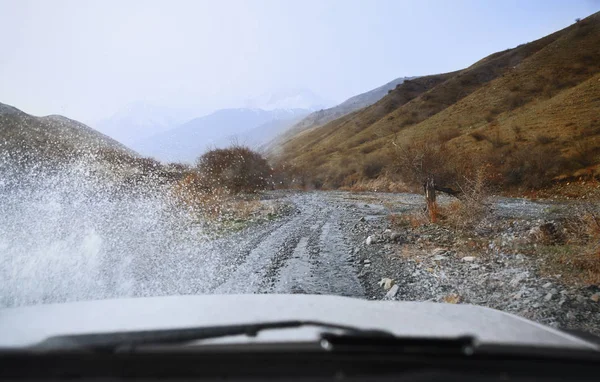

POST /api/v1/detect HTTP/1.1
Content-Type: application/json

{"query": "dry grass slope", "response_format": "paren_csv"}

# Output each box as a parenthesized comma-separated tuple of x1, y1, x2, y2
(275, 12, 600, 192)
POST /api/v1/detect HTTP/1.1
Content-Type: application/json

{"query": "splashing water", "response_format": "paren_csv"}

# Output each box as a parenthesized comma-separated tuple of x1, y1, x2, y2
(0, 158, 211, 307)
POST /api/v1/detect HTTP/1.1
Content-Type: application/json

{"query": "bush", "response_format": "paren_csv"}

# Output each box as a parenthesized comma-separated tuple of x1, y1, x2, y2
(535, 134, 555, 145)
(361, 156, 385, 179)
(390, 138, 473, 191)
(503, 145, 565, 188)
(469, 131, 487, 141)
(196, 145, 272, 193)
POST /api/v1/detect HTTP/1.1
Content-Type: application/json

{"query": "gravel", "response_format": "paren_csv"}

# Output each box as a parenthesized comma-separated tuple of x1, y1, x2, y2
(330, 191, 600, 336)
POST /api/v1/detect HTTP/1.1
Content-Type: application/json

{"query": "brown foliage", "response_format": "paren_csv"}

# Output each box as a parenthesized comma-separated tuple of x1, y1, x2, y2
(196, 145, 272, 193)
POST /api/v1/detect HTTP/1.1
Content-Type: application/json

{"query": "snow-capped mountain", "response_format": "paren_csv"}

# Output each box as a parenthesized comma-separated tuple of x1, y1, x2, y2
(94, 102, 194, 146)
(244, 89, 332, 111)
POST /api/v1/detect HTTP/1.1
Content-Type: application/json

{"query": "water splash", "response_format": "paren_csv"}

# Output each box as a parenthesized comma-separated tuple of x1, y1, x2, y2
(0, 157, 208, 307)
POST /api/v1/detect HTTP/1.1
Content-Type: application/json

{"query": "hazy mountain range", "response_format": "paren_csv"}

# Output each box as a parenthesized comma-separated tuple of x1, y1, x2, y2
(133, 108, 309, 163)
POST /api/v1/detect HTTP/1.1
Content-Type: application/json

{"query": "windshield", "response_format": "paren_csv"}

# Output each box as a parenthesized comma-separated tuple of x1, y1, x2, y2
(1, 0, 599, 348)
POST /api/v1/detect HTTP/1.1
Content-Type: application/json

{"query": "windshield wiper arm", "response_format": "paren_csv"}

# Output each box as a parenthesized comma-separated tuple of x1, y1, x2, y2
(31, 320, 398, 353)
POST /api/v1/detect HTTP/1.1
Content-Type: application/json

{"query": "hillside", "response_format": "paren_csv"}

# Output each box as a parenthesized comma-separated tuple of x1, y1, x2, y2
(276, 13, 600, 191)
(267, 76, 413, 155)
(0, 102, 136, 163)
(0, 102, 184, 192)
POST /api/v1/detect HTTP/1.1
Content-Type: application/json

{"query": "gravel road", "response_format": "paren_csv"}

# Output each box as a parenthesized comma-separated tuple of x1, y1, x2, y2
(3, 189, 598, 336)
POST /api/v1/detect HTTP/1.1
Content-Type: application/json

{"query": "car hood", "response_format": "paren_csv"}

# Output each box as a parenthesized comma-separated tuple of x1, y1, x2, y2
(0, 294, 596, 350)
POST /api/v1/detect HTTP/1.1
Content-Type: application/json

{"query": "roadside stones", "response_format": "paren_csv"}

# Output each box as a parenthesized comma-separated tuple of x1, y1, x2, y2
(510, 272, 528, 287)
(366, 236, 374, 245)
(390, 232, 403, 242)
(378, 278, 395, 290)
(383, 284, 399, 300)
(544, 292, 554, 301)
(358, 216, 366, 222)
(542, 282, 553, 288)
(591, 293, 600, 302)
(363, 259, 371, 264)
(462, 256, 475, 262)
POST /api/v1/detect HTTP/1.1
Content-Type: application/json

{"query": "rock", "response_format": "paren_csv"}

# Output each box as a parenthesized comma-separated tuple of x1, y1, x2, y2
(363, 259, 371, 264)
(510, 272, 528, 287)
(431, 248, 447, 256)
(378, 278, 395, 290)
(462, 256, 475, 262)
(364, 263, 371, 267)
(358, 216, 366, 222)
(542, 282, 552, 288)
(544, 293, 553, 301)
(514, 291, 524, 299)
(591, 293, 600, 302)
(383, 284, 399, 300)
(366, 236, 374, 245)
(390, 232, 403, 242)
(470, 264, 480, 270)
(433, 255, 446, 261)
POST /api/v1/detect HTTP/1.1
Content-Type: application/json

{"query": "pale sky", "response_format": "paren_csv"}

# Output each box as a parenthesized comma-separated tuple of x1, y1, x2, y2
(1, 0, 598, 123)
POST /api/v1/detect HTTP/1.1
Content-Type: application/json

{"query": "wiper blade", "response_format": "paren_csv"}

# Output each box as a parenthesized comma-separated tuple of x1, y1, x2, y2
(31, 320, 398, 353)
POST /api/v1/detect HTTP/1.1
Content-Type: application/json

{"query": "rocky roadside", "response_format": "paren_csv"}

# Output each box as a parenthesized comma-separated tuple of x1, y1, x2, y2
(336, 193, 600, 336)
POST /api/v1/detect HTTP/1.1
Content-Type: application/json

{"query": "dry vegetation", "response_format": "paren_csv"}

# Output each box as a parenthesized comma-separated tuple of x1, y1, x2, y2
(171, 145, 276, 223)
(273, 13, 600, 195)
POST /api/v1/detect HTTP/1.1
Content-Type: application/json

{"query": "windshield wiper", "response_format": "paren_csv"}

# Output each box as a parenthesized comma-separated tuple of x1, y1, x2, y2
(32, 320, 411, 353)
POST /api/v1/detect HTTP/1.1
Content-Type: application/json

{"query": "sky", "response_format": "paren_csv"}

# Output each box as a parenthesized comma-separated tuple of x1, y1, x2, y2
(0, 0, 599, 123)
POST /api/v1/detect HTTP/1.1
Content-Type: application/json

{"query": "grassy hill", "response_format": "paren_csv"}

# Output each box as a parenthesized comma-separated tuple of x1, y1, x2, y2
(0, 102, 181, 189)
(266, 76, 413, 156)
(275, 13, 600, 192)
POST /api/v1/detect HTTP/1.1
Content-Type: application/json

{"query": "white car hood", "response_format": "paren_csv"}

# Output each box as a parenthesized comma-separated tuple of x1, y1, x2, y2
(0, 294, 596, 350)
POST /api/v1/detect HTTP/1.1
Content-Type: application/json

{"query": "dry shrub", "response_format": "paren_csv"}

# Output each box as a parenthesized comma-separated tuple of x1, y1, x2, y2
(173, 172, 264, 220)
(535, 134, 555, 145)
(439, 166, 491, 230)
(196, 145, 272, 193)
(571, 140, 600, 167)
(172, 173, 229, 218)
(361, 156, 385, 179)
(391, 140, 452, 188)
(503, 144, 566, 188)
(469, 131, 487, 142)
(545, 205, 600, 285)
(389, 210, 429, 229)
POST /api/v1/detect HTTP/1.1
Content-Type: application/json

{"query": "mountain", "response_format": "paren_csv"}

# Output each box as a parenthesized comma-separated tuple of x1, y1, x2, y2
(0, 102, 136, 163)
(266, 77, 414, 156)
(275, 12, 600, 190)
(135, 108, 309, 163)
(210, 112, 310, 152)
(245, 89, 332, 111)
(94, 102, 192, 147)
